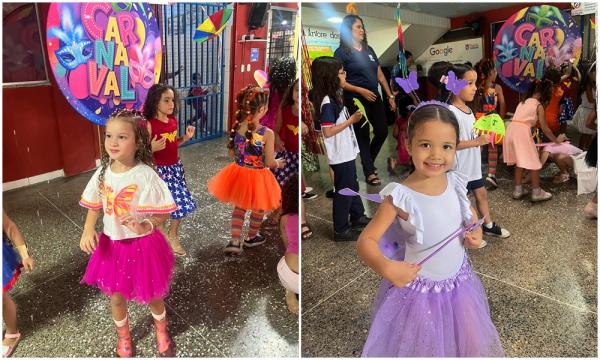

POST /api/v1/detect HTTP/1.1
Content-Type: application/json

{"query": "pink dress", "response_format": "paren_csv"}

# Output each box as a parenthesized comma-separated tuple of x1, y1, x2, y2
(503, 98, 542, 170)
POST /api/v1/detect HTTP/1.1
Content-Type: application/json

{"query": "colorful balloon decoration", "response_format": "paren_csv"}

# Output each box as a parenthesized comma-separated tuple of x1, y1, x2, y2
(493, 5, 581, 93)
(46, 3, 161, 125)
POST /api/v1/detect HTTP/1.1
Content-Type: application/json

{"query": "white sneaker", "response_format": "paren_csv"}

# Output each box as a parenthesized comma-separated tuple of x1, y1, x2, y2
(512, 187, 530, 200)
(476, 239, 488, 249)
(531, 188, 552, 202)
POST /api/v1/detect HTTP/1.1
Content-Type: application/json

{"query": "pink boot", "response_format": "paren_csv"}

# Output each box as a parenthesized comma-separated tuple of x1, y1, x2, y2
(154, 314, 175, 357)
(114, 318, 133, 357)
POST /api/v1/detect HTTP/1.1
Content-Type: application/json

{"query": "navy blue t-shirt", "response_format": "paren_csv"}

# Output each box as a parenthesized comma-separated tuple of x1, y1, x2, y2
(334, 45, 380, 93)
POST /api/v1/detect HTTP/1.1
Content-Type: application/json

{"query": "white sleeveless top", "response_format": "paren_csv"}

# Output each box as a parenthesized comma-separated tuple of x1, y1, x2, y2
(379, 171, 473, 280)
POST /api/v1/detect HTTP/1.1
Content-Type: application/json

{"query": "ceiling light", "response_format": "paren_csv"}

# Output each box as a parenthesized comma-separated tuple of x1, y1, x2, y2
(327, 17, 342, 24)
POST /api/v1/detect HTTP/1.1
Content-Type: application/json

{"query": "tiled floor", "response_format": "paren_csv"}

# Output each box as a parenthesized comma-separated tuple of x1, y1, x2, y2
(3, 137, 298, 357)
(302, 129, 597, 357)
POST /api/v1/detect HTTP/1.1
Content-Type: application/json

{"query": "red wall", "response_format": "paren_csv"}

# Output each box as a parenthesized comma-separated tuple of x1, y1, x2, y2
(228, 3, 298, 129)
(449, 3, 572, 113)
(3, 3, 100, 184)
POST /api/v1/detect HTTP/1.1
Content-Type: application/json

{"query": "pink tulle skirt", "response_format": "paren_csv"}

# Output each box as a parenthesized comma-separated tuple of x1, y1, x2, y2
(81, 231, 175, 304)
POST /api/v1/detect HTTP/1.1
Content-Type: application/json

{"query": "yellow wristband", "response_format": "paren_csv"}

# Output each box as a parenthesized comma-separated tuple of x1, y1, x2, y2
(15, 244, 29, 260)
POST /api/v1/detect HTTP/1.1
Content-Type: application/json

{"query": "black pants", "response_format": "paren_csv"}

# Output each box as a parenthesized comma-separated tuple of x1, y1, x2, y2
(344, 93, 388, 178)
(330, 160, 365, 233)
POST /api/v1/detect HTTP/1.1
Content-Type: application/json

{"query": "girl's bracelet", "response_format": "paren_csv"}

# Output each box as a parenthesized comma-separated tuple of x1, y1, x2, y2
(142, 219, 155, 232)
(15, 244, 30, 260)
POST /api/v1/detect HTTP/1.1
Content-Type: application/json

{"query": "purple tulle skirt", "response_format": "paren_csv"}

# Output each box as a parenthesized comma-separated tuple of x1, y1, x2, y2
(81, 231, 175, 304)
(362, 255, 504, 357)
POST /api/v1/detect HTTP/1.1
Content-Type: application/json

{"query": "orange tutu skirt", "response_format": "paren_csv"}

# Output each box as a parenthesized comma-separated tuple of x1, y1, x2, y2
(208, 163, 281, 211)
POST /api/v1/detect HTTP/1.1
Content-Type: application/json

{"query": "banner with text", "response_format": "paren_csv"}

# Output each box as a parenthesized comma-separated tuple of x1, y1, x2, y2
(304, 25, 340, 61)
(415, 38, 483, 75)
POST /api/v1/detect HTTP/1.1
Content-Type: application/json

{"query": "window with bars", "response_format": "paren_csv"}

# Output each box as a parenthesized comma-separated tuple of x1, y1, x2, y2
(267, 8, 296, 66)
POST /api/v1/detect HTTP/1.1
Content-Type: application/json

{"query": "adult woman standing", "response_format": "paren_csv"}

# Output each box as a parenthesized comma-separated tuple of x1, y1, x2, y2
(334, 15, 396, 186)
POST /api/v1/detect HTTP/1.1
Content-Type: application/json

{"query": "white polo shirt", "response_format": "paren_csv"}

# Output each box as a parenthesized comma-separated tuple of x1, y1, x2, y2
(319, 95, 360, 165)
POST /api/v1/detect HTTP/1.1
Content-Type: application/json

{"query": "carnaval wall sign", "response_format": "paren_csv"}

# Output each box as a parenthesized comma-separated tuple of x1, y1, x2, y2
(46, 3, 162, 125)
(493, 5, 581, 94)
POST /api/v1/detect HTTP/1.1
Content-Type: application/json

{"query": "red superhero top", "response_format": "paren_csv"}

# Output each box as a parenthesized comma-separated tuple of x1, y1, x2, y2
(279, 105, 299, 153)
(148, 116, 179, 166)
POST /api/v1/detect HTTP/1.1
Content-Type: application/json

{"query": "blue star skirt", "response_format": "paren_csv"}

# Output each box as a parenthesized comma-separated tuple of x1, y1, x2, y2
(156, 159, 197, 219)
(273, 151, 299, 186)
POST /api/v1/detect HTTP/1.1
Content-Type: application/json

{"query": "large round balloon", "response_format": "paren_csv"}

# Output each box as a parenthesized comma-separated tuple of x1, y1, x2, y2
(46, 3, 162, 125)
(493, 5, 581, 94)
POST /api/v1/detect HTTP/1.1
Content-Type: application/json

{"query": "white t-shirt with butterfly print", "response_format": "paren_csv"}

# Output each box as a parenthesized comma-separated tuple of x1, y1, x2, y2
(80, 164, 177, 240)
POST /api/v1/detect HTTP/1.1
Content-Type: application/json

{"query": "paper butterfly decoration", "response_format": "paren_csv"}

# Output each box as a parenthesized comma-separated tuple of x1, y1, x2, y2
(103, 184, 138, 217)
(352, 98, 372, 130)
(473, 113, 505, 147)
(395, 70, 419, 94)
(394, 70, 421, 103)
(444, 70, 469, 95)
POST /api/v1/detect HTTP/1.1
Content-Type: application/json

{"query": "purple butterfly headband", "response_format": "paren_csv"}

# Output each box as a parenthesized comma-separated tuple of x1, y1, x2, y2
(413, 100, 449, 112)
(395, 69, 467, 136)
(394, 69, 469, 109)
(439, 70, 469, 103)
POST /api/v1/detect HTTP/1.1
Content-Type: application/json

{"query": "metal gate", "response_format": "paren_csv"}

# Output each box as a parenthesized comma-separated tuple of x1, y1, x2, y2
(159, 3, 227, 145)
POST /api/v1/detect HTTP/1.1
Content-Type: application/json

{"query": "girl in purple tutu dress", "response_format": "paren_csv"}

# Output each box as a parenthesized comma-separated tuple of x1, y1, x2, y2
(357, 102, 504, 357)
(79, 109, 178, 357)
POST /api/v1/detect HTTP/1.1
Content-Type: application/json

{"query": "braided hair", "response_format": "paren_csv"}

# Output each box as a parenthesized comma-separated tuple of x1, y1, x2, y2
(474, 58, 495, 88)
(98, 109, 154, 194)
(228, 85, 270, 150)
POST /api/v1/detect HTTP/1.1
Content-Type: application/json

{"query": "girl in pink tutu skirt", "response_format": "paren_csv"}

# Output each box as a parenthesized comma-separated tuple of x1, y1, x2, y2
(357, 102, 504, 357)
(79, 109, 178, 357)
